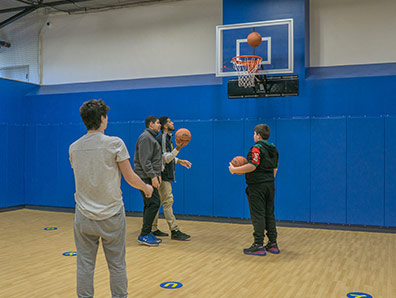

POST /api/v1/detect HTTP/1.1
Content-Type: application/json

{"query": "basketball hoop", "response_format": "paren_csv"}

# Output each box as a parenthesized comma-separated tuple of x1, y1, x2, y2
(232, 55, 262, 88)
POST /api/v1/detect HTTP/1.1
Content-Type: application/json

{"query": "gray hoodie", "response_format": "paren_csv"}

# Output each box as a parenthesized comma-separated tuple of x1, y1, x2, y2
(134, 128, 162, 179)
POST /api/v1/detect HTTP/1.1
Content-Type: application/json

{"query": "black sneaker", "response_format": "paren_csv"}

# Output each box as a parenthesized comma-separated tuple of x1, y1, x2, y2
(264, 242, 280, 254)
(171, 230, 191, 241)
(152, 229, 169, 237)
(243, 243, 266, 256)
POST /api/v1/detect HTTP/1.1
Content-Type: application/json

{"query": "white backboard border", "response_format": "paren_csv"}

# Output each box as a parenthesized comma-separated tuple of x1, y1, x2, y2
(216, 18, 294, 77)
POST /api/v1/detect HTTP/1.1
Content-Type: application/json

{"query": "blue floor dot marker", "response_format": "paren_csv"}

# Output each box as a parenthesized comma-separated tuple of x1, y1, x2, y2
(44, 227, 57, 230)
(160, 282, 183, 289)
(63, 251, 77, 256)
(346, 292, 372, 298)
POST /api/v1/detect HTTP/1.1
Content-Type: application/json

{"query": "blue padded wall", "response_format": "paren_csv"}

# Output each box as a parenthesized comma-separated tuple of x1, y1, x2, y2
(0, 78, 39, 208)
(346, 117, 385, 226)
(276, 118, 311, 221)
(24, 123, 85, 207)
(0, 125, 8, 207)
(29, 125, 59, 206)
(105, 122, 134, 210)
(385, 116, 396, 227)
(7, 125, 25, 206)
(0, 78, 38, 124)
(56, 123, 86, 208)
(182, 120, 214, 216)
(0, 124, 25, 207)
(24, 125, 36, 206)
(213, 120, 245, 218)
(19, 81, 396, 227)
(306, 76, 396, 117)
(310, 118, 347, 224)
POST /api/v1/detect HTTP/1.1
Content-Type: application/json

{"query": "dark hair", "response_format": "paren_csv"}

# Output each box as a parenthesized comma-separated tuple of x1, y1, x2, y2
(159, 116, 169, 129)
(80, 99, 109, 130)
(145, 115, 159, 128)
(254, 124, 270, 140)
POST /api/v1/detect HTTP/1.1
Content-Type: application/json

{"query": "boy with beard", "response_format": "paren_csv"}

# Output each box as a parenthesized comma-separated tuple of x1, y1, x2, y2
(151, 116, 191, 241)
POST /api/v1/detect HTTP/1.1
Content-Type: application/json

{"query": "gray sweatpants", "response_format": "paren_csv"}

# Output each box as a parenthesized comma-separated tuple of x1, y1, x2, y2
(74, 208, 128, 298)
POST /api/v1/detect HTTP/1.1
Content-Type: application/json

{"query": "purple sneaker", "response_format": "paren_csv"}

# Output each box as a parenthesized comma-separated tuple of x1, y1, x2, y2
(265, 242, 280, 254)
(243, 243, 266, 256)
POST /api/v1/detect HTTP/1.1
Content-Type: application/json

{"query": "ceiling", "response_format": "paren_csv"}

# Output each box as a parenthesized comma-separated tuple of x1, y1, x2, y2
(0, 0, 171, 29)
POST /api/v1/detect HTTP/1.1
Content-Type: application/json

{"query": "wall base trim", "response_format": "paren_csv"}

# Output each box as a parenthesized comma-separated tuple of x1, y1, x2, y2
(1, 205, 395, 233)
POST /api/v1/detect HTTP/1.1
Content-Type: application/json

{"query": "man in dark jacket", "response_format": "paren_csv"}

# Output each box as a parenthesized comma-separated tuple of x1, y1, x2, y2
(134, 115, 163, 246)
(151, 116, 191, 241)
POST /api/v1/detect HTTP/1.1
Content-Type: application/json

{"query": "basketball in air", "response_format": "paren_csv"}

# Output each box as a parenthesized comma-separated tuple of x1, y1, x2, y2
(247, 32, 262, 47)
(175, 128, 191, 145)
(231, 156, 248, 167)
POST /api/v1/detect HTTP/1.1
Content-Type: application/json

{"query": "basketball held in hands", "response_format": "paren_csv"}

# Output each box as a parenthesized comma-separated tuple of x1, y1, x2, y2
(175, 128, 191, 145)
(231, 156, 248, 167)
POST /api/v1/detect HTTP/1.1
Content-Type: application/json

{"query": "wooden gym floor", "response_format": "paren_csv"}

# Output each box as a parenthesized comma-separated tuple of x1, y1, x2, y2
(0, 209, 395, 298)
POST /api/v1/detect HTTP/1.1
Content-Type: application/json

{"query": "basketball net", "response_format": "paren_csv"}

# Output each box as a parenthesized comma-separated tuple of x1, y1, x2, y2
(232, 55, 262, 88)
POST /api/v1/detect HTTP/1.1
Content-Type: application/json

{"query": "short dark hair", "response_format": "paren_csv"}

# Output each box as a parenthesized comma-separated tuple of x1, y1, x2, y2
(145, 115, 159, 128)
(159, 116, 169, 129)
(80, 99, 109, 130)
(254, 124, 270, 140)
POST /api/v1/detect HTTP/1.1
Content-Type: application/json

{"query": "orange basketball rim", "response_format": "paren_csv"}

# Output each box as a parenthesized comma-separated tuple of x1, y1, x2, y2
(231, 55, 262, 88)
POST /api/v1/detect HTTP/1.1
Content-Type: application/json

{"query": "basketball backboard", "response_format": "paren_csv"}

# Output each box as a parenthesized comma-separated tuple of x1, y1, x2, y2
(216, 19, 294, 77)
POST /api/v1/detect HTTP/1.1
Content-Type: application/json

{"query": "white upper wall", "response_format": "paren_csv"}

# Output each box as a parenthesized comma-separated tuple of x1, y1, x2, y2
(310, 0, 396, 67)
(0, 10, 45, 84)
(42, 0, 222, 85)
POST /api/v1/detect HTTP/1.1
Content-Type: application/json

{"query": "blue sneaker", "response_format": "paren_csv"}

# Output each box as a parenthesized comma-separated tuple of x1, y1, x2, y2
(148, 232, 162, 243)
(137, 234, 159, 246)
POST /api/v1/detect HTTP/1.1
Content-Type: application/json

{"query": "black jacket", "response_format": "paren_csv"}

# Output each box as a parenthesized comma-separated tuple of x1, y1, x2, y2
(246, 140, 279, 185)
(156, 131, 177, 182)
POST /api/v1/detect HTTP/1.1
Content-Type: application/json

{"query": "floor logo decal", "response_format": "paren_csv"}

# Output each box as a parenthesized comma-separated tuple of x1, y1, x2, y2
(62, 251, 77, 256)
(346, 292, 372, 298)
(160, 282, 183, 289)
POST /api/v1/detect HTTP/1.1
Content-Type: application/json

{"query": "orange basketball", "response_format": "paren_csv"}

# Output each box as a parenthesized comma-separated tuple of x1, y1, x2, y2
(231, 156, 248, 167)
(175, 128, 191, 145)
(247, 32, 262, 47)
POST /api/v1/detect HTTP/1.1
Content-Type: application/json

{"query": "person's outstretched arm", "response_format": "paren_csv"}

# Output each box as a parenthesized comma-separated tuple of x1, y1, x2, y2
(118, 159, 153, 197)
(162, 140, 186, 164)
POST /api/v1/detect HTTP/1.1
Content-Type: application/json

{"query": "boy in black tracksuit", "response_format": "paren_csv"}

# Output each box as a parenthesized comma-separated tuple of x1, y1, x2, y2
(229, 124, 280, 256)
